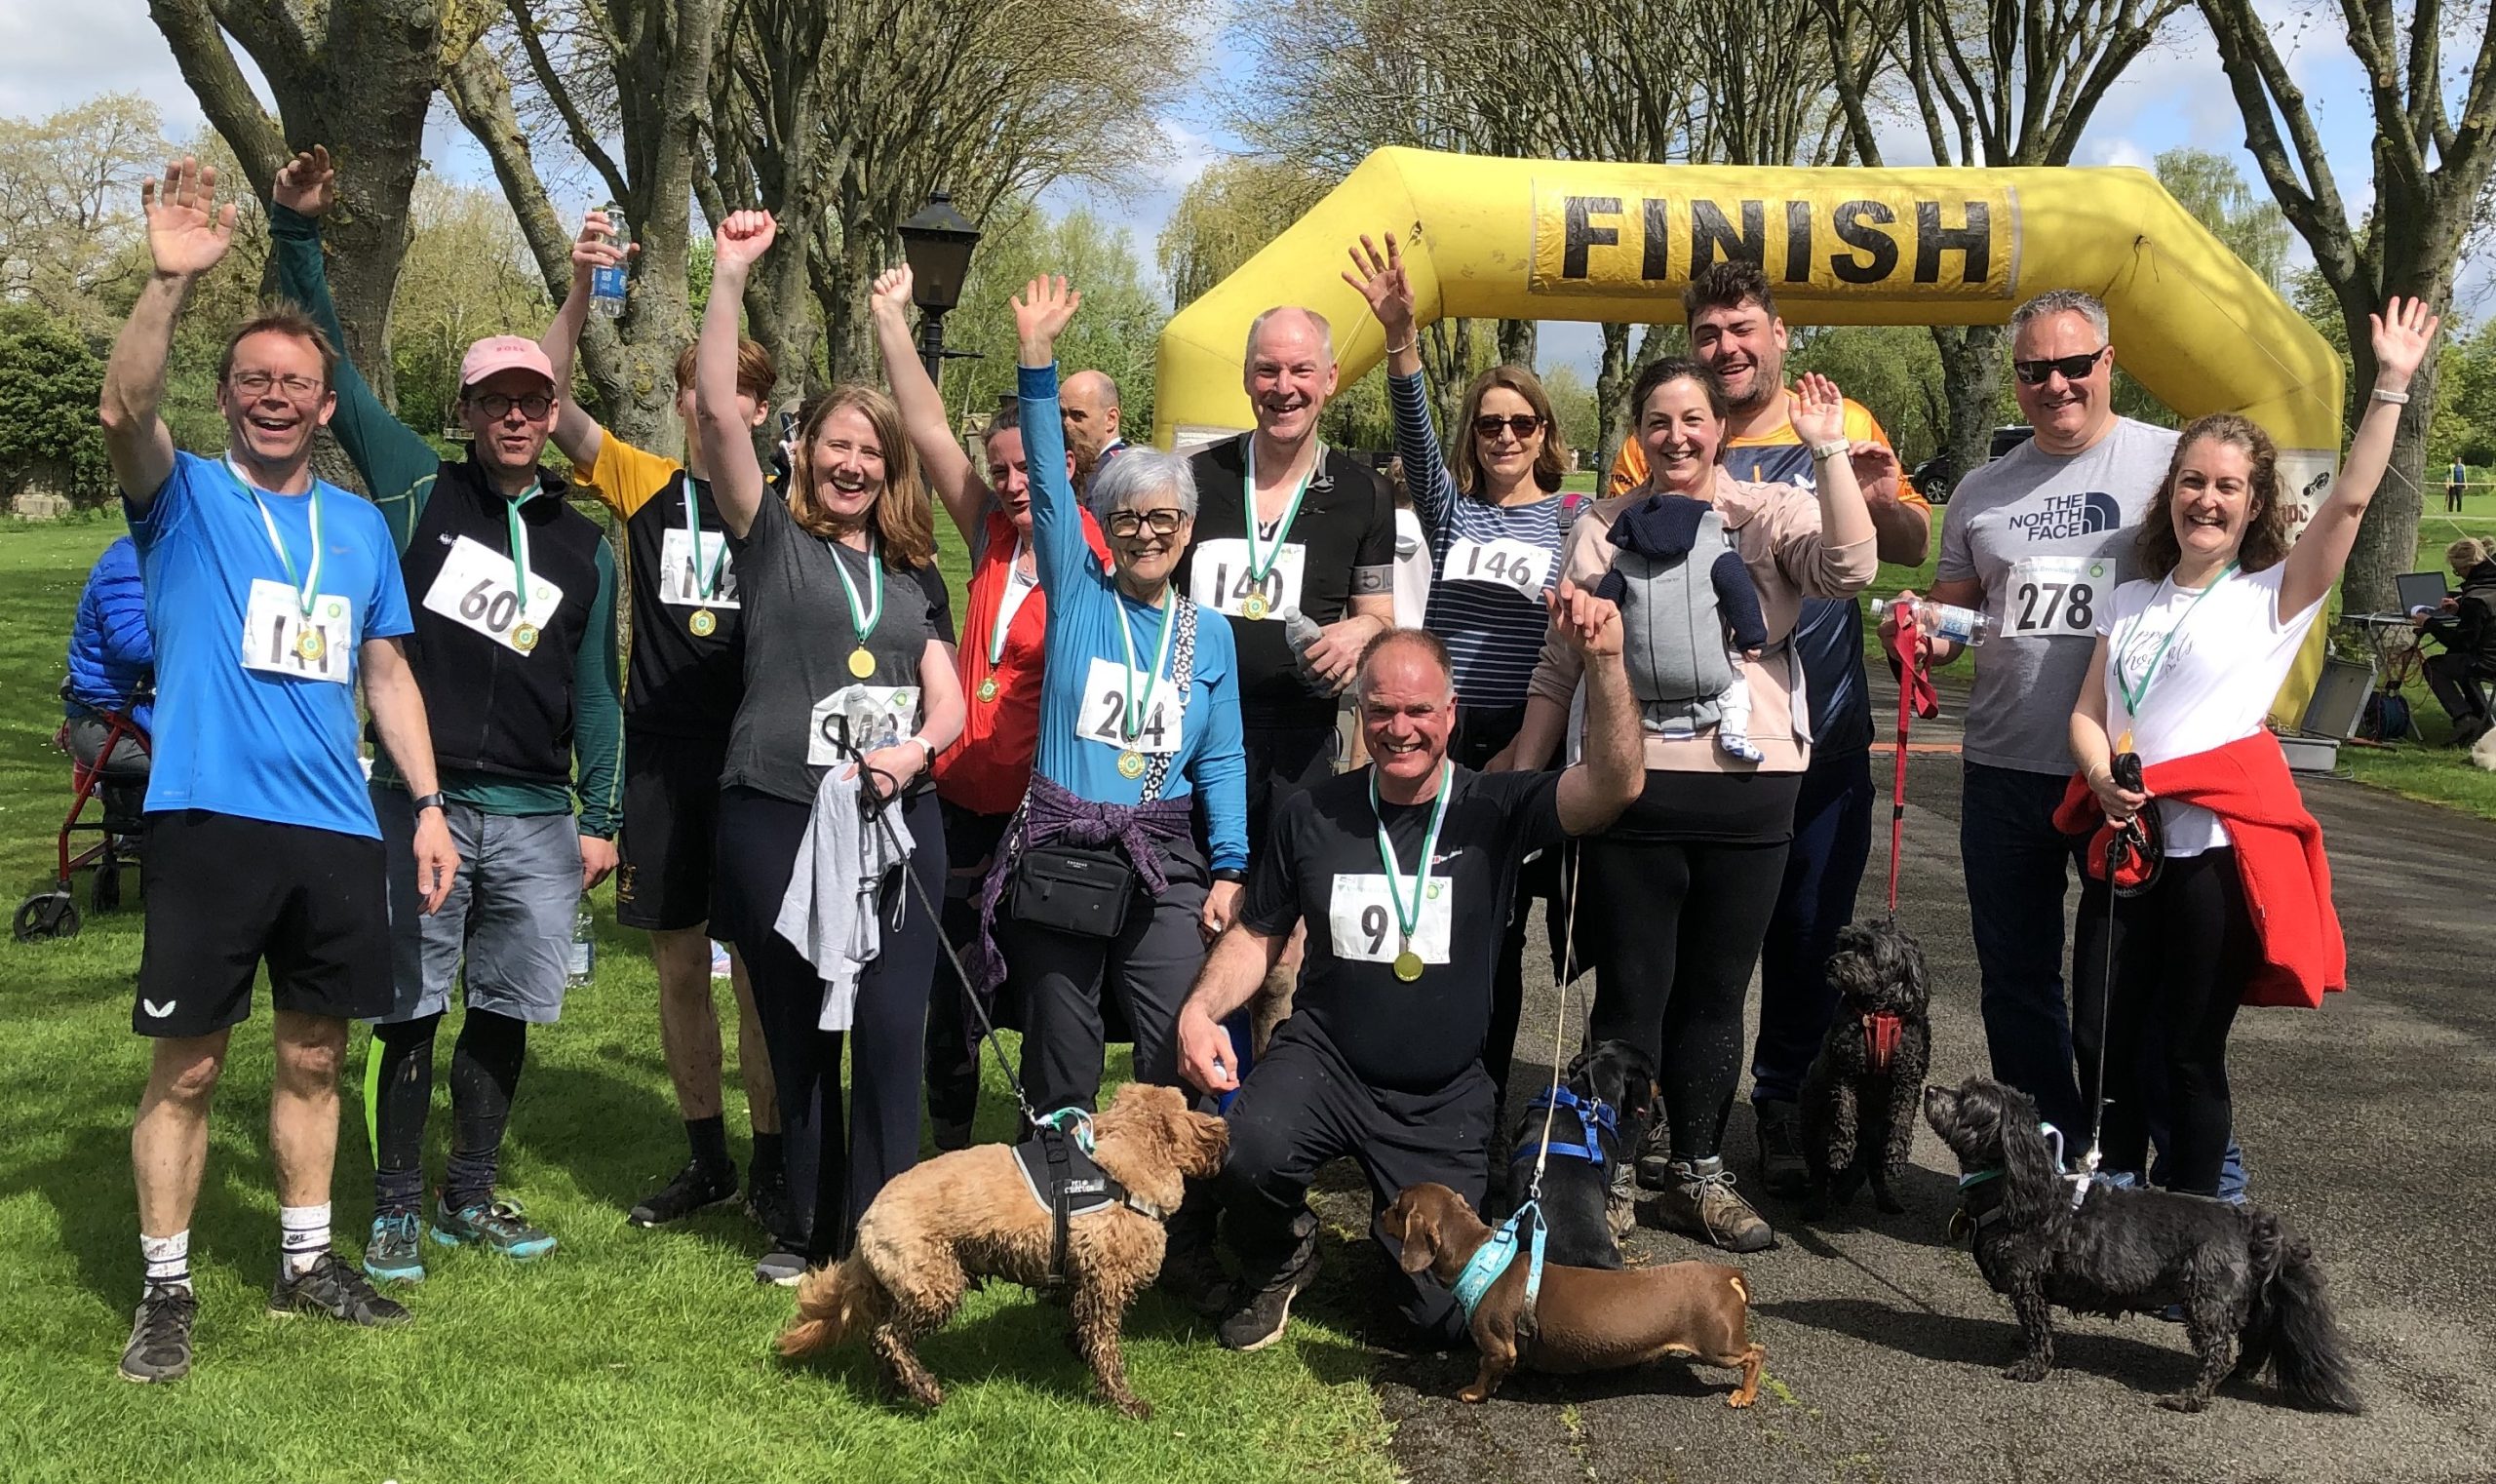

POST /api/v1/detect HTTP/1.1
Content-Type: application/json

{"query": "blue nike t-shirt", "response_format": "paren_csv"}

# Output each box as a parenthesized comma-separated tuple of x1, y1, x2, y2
(126, 450, 414, 839)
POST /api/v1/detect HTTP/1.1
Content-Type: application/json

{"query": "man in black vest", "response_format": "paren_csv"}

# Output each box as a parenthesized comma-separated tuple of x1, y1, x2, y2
(269, 148, 622, 1282)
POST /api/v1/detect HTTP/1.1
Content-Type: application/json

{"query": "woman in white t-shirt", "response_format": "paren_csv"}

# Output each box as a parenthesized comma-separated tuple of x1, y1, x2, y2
(2066, 296, 2439, 1197)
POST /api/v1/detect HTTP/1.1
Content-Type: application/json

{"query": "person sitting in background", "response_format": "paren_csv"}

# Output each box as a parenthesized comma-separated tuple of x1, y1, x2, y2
(63, 534, 155, 782)
(2419, 536, 2496, 748)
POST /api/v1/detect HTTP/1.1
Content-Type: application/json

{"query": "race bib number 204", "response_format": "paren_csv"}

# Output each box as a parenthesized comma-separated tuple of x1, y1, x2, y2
(2003, 556, 2111, 639)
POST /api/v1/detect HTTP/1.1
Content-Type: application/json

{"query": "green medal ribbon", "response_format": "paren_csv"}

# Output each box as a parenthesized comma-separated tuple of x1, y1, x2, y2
(1240, 437, 1315, 586)
(228, 458, 322, 619)
(683, 479, 726, 602)
(833, 531, 885, 645)
(504, 495, 535, 609)
(1112, 583, 1178, 745)
(2112, 561, 2238, 715)
(1371, 760, 1453, 961)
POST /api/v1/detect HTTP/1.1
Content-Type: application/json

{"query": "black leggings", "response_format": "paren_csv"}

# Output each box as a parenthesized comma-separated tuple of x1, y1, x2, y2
(1581, 833, 1790, 1163)
(370, 1007, 528, 1214)
(2073, 846, 2252, 1196)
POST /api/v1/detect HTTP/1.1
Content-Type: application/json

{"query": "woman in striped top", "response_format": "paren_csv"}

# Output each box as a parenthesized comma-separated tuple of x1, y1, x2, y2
(1346, 232, 1575, 1115)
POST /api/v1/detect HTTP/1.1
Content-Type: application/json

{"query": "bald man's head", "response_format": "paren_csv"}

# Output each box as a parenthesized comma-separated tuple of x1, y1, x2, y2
(1243, 306, 1338, 448)
(1060, 370, 1122, 473)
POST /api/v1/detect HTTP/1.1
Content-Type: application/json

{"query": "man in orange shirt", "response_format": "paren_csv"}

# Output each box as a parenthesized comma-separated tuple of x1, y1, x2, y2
(1608, 262, 1931, 1203)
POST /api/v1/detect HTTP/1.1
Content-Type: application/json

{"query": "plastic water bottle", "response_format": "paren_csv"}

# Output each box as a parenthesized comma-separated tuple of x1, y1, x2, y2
(590, 208, 630, 319)
(1280, 606, 1331, 692)
(1910, 597, 1993, 647)
(566, 902, 596, 987)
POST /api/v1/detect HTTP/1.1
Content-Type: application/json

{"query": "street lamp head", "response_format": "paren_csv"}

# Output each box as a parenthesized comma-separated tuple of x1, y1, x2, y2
(897, 191, 981, 315)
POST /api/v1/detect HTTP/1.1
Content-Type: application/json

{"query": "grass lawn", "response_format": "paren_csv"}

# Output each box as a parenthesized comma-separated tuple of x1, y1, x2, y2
(0, 513, 1389, 1484)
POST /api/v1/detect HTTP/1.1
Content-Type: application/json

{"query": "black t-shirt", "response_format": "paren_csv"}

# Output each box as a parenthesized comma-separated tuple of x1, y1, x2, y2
(622, 470, 746, 738)
(1241, 764, 1565, 1091)
(1179, 436, 1394, 729)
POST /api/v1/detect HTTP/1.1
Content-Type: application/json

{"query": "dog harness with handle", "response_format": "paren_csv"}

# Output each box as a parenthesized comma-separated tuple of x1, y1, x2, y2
(1507, 1087, 1617, 1168)
(1861, 1012, 1906, 1074)
(1450, 1201, 1551, 1324)
(1011, 1110, 1170, 1290)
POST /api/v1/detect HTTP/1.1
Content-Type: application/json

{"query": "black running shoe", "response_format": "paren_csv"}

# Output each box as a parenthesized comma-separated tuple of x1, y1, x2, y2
(1753, 1099, 1810, 1199)
(1217, 1232, 1320, 1352)
(629, 1160, 739, 1228)
(118, 1283, 198, 1383)
(744, 1168, 797, 1239)
(269, 1250, 412, 1326)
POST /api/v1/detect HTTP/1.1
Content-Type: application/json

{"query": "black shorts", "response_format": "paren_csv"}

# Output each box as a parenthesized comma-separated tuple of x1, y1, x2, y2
(135, 810, 391, 1038)
(617, 728, 729, 931)
(1243, 721, 1341, 856)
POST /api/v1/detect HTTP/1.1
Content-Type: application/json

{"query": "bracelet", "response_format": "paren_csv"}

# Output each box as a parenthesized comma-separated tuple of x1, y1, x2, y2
(2370, 387, 2411, 405)
(1384, 338, 1416, 356)
(1808, 439, 1850, 461)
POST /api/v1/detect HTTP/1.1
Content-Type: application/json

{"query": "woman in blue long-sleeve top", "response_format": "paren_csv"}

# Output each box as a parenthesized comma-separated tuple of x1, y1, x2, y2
(64, 535, 155, 779)
(969, 276, 1247, 1116)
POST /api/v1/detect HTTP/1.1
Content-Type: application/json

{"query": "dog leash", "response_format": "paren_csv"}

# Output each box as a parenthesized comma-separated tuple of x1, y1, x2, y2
(1501, 835, 1587, 1327)
(2078, 754, 2155, 1195)
(1883, 597, 1938, 918)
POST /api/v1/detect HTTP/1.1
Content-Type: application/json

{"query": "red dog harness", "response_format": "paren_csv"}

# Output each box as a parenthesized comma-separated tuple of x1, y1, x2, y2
(1861, 1011, 1905, 1074)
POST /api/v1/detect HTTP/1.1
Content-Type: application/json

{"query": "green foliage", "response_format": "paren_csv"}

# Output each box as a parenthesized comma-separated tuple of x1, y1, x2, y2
(1787, 325, 1948, 466)
(0, 304, 108, 504)
(385, 176, 557, 441)
(943, 201, 1165, 437)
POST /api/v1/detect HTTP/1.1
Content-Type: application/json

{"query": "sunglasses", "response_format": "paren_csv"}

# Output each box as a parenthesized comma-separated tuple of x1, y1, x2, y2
(2011, 348, 2107, 385)
(1106, 508, 1188, 538)
(1473, 413, 1543, 441)
(469, 392, 557, 420)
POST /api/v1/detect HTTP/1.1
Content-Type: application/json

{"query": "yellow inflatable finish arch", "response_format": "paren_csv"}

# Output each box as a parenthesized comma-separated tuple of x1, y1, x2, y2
(1152, 147, 2345, 727)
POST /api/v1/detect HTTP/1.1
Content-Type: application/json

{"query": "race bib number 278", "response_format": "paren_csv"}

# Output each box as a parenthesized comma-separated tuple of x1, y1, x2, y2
(2004, 556, 2110, 639)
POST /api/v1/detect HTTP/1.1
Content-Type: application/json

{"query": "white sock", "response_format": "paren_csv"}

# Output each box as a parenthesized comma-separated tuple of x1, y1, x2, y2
(140, 1230, 192, 1292)
(280, 1202, 332, 1275)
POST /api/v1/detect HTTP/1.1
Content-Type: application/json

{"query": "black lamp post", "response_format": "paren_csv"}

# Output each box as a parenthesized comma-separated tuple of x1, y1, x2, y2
(895, 190, 983, 389)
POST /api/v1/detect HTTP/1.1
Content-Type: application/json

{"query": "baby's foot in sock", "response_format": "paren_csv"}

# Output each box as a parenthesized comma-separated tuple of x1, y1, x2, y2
(1719, 730, 1764, 762)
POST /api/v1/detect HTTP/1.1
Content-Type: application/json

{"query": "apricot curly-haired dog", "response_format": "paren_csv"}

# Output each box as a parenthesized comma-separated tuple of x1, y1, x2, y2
(776, 1081, 1228, 1418)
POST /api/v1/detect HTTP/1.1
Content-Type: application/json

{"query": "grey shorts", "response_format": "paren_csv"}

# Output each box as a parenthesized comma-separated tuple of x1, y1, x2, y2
(373, 787, 582, 1026)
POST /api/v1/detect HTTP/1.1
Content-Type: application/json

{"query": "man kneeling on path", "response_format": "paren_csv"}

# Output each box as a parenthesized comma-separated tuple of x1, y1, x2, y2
(103, 158, 460, 1382)
(270, 148, 623, 1280)
(1176, 607, 1643, 1350)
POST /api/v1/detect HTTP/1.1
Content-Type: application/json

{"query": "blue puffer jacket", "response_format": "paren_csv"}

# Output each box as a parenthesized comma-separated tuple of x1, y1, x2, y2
(64, 536, 153, 733)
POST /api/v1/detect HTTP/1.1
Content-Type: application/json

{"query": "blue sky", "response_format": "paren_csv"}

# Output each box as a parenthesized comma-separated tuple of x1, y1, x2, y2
(1, 0, 2461, 376)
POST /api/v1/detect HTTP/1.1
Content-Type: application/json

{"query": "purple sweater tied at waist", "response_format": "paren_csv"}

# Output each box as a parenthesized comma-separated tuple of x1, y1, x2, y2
(968, 773, 1198, 995)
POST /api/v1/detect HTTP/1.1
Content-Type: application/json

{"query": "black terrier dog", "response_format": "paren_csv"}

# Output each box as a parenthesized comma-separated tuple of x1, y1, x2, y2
(1923, 1075, 2363, 1415)
(1495, 1039, 1657, 1269)
(1798, 921, 1930, 1218)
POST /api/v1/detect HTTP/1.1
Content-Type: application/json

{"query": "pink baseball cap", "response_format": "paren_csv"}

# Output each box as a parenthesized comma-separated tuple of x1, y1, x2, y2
(459, 334, 556, 390)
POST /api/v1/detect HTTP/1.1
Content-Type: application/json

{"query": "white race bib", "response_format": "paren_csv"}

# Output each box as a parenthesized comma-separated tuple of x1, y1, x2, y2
(1073, 655, 1184, 757)
(2003, 555, 2113, 639)
(1189, 537, 1306, 620)
(239, 579, 354, 686)
(422, 534, 566, 654)
(656, 527, 740, 609)
(1441, 536, 1552, 596)
(808, 683, 920, 767)
(1326, 872, 1455, 967)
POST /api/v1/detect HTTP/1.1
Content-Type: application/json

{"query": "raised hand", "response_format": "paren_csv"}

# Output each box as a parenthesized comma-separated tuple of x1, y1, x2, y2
(141, 157, 237, 279)
(272, 145, 335, 218)
(713, 210, 777, 272)
(1342, 231, 1416, 339)
(2369, 296, 2441, 392)
(1790, 371, 1848, 447)
(570, 208, 632, 273)
(870, 263, 916, 321)
(1012, 275, 1081, 361)
(1548, 578, 1623, 660)
(1850, 441, 1902, 507)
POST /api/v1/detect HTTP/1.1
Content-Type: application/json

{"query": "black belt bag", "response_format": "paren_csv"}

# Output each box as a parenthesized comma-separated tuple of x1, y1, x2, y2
(1009, 842, 1135, 938)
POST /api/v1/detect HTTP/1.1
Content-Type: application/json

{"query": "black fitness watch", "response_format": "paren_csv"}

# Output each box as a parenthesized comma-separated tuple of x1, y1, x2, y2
(410, 792, 447, 815)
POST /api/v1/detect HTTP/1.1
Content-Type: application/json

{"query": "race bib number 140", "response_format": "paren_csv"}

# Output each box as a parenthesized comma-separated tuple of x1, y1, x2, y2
(1189, 537, 1306, 620)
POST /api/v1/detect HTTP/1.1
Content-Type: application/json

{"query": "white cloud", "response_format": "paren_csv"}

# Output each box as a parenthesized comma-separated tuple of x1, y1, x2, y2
(0, 0, 254, 127)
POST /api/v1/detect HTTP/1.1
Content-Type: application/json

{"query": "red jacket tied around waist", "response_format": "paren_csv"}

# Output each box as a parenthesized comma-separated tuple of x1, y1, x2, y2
(2051, 730, 2346, 1009)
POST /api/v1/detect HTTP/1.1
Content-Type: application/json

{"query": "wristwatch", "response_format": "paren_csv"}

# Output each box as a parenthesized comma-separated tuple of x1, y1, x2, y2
(410, 792, 447, 815)
(1808, 438, 1851, 462)
(1211, 868, 1247, 884)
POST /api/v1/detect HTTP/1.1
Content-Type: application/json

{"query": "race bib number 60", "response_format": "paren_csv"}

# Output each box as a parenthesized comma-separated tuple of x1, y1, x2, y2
(1189, 537, 1306, 620)
(2004, 556, 2110, 639)
(1326, 872, 1454, 967)
(423, 535, 566, 654)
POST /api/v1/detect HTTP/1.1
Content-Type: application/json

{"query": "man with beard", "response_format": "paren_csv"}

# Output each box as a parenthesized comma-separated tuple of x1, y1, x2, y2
(102, 157, 459, 1382)
(1606, 262, 1930, 1202)
(268, 147, 623, 1281)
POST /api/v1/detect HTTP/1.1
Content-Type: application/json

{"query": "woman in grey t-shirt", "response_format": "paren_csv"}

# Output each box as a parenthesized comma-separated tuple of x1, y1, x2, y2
(695, 211, 966, 1280)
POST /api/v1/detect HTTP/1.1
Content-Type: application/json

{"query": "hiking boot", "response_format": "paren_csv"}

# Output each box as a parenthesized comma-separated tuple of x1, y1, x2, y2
(1753, 1100, 1809, 1199)
(431, 1196, 557, 1260)
(629, 1160, 739, 1228)
(1652, 1156, 1778, 1254)
(753, 1248, 808, 1286)
(743, 1168, 797, 1240)
(270, 1250, 411, 1326)
(117, 1283, 197, 1383)
(1608, 1157, 1639, 1238)
(1634, 1117, 1676, 1191)
(1218, 1221, 1319, 1351)
(363, 1210, 426, 1283)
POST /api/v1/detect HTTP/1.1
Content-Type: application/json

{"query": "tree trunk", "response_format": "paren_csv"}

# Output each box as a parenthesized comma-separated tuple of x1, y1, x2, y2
(1930, 323, 2004, 486)
(1497, 317, 1536, 369)
(1595, 322, 1634, 486)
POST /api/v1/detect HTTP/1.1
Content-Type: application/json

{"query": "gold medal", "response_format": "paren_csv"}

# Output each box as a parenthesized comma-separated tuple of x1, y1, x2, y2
(1392, 949, 1424, 982)
(689, 607, 717, 638)
(1241, 593, 1269, 622)
(1117, 750, 1147, 779)
(512, 623, 540, 652)
(294, 627, 326, 662)
(2116, 728, 2133, 754)
(848, 647, 876, 679)
(976, 676, 1000, 704)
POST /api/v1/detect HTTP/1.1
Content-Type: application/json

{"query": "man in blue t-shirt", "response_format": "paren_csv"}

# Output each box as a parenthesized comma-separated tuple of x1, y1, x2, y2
(97, 157, 458, 1386)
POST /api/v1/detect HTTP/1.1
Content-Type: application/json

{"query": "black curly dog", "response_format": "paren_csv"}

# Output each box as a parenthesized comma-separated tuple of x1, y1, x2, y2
(1494, 1039, 1656, 1269)
(1923, 1075, 2363, 1414)
(1798, 921, 1930, 1218)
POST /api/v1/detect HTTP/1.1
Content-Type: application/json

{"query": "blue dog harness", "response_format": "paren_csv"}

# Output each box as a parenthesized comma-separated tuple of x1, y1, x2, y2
(1450, 1201, 1551, 1321)
(1507, 1086, 1616, 1167)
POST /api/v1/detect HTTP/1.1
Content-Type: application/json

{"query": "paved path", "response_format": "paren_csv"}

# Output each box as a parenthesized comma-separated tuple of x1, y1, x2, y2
(1294, 679, 2496, 1482)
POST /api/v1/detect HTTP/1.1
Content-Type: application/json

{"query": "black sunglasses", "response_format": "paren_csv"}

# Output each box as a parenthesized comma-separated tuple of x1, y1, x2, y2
(1472, 413, 1543, 441)
(1106, 508, 1188, 538)
(2011, 347, 2107, 385)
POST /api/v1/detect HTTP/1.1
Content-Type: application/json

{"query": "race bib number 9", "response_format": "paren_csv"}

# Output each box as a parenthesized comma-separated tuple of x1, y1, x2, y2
(809, 683, 921, 768)
(1075, 656, 1184, 756)
(2004, 556, 2110, 639)
(1441, 536, 1552, 596)
(240, 579, 354, 685)
(1326, 872, 1454, 968)
(423, 535, 566, 654)
(1189, 537, 1306, 620)
(657, 527, 740, 609)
